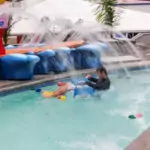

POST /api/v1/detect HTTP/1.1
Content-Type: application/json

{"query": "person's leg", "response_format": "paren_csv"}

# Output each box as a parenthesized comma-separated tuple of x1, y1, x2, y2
(42, 82, 74, 98)
(57, 82, 67, 86)
(52, 84, 68, 97)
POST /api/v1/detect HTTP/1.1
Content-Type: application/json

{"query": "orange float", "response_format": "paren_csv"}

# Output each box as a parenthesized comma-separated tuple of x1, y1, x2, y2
(0, 40, 85, 57)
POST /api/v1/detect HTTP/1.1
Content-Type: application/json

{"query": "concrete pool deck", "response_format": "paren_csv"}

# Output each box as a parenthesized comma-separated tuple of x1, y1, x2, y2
(126, 127, 150, 150)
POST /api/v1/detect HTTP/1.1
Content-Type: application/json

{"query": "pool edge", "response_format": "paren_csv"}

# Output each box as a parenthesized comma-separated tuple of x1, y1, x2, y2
(1, 60, 150, 96)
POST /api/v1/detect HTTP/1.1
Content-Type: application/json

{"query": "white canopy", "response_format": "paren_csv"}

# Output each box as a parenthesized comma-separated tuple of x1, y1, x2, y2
(11, 17, 42, 35)
(114, 8, 150, 32)
(6, 0, 150, 34)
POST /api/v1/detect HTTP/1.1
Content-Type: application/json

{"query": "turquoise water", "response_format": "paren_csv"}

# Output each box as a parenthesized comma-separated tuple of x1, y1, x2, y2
(1, 71, 150, 150)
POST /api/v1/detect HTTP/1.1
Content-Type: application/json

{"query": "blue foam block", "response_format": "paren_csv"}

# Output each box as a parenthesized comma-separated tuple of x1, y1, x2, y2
(49, 47, 72, 72)
(70, 49, 82, 69)
(72, 44, 104, 69)
(1, 54, 40, 80)
(34, 50, 55, 74)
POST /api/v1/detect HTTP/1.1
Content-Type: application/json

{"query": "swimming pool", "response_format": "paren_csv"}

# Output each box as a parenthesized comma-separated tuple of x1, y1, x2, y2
(0, 70, 150, 150)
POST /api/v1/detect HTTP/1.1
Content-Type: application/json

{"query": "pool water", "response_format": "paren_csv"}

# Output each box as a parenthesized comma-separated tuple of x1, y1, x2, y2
(1, 71, 150, 150)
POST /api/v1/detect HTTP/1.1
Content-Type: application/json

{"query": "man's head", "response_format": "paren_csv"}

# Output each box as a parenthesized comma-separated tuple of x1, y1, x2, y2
(96, 67, 108, 79)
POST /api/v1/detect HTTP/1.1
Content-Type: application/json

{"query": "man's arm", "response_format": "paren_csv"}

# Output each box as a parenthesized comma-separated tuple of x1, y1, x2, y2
(85, 81, 101, 89)
(86, 79, 110, 90)
(88, 77, 98, 83)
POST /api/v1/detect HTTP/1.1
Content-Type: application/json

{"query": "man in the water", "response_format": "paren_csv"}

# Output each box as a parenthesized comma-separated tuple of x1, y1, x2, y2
(42, 67, 110, 98)
(83, 67, 110, 90)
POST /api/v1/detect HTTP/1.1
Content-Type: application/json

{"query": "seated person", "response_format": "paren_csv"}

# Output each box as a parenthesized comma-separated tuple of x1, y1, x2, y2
(83, 67, 110, 90)
(42, 66, 110, 98)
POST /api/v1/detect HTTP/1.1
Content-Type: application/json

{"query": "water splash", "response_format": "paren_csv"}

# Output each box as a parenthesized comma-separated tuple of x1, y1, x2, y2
(59, 137, 123, 150)
(0, 0, 147, 78)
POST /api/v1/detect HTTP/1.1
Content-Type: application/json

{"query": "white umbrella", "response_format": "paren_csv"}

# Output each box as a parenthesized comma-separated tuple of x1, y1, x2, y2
(115, 8, 150, 32)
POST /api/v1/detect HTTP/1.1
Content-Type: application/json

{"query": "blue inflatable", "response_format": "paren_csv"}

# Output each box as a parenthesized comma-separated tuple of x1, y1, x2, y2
(73, 86, 95, 97)
(71, 44, 106, 69)
(68, 48, 76, 67)
(49, 47, 72, 73)
(26, 51, 35, 55)
(70, 48, 82, 69)
(5, 45, 17, 50)
(34, 50, 55, 74)
(72, 78, 95, 97)
(0, 54, 40, 80)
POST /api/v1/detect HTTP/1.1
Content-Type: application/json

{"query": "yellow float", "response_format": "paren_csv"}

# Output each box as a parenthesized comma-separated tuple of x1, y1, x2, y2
(60, 96, 66, 101)
(42, 91, 66, 101)
(42, 91, 53, 98)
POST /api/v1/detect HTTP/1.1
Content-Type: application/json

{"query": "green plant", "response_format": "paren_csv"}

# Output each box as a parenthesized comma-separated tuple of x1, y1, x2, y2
(3, 15, 21, 46)
(88, 0, 118, 26)
(3, 16, 12, 46)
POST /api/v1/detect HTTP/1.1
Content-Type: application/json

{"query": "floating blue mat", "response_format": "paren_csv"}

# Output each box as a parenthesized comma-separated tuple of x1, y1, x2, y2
(72, 78, 95, 97)
(73, 86, 95, 98)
